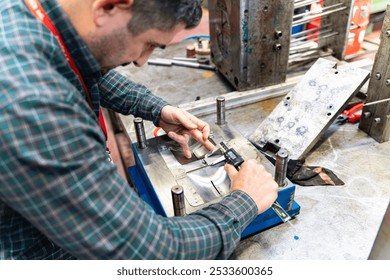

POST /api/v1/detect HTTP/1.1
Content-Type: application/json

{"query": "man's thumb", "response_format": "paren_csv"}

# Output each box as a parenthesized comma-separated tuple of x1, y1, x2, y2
(224, 164, 238, 179)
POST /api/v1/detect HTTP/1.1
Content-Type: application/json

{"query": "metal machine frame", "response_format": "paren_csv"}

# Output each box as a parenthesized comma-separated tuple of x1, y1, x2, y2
(359, 4, 390, 143)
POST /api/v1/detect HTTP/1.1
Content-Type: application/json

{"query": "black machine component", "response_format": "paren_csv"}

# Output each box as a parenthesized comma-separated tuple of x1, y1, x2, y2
(220, 142, 244, 170)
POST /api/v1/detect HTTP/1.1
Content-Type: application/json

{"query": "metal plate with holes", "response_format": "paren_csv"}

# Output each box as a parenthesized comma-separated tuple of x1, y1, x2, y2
(249, 58, 370, 160)
(208, 0, 294, 91)
(359, 5, 390, 143)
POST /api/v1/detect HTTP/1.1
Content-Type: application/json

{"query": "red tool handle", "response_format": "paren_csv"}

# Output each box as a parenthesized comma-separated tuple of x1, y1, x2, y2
(342, 103, 363, 123)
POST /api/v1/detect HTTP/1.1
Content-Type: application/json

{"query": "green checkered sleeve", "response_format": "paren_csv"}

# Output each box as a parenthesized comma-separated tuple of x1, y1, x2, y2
(99, 70, 168, 126)
(0, 0, 259, 260)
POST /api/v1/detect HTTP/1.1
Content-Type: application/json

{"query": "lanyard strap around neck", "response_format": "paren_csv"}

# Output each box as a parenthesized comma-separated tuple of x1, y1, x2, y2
(24, 0, 108, 141)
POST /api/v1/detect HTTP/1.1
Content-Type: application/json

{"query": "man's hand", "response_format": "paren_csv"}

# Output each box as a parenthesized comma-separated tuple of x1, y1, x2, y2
(159, 105, 214, 158)
(225, 159, 278, 214)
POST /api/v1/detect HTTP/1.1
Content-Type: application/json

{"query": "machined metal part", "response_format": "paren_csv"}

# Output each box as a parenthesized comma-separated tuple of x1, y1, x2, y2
(359, 5, 390, 143)
(216, 96, 226, 125)
(294, 0, 319, 9)
(290, 29, 337, 45)
(176, 59, 373, 118)
(148, 58, 172, 66)
(275, 148, 289, 188)
(249, 58, 370, 160)
(364, 98, 390, 107)
(133, 117, 147, 149)
(271, 201, 291, 223)
(364, 112, 372, 119)
(289, 0, 354, 67)
(208, 0, 294, 91)
(133, 122, 278, 217)
(290, 24, 331, 38)
(171, 60, 216, 71)
(171, 185, 186, 216)
(318, 0, 354, 60)
(292, 3, 347, 26)
(148, 58, 216, 71)
(173, 57, 198, 62)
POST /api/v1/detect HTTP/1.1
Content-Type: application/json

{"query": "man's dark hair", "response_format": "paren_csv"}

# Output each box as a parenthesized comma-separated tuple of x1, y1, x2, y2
(128, 0, 203, 35)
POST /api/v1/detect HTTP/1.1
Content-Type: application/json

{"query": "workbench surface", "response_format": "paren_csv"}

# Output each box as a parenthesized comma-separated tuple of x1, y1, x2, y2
(117, 41, 390, 260)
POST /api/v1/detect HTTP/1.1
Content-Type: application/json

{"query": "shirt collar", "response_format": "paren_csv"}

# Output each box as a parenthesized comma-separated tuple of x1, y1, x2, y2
(40, 0, 102, 78)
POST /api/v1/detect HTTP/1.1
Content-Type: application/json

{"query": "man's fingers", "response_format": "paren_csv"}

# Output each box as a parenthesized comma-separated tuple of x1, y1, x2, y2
(189, 129, 214, 151)
(200, 123, 211, 142)
(176, 111, 198, 130)
(224, 164, 238, 179)
(167, 131, 192, 159)
(202, 139, 215, 151)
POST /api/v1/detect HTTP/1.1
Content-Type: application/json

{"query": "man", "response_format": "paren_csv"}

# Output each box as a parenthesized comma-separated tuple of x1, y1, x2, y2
(0, 0, 278, 259)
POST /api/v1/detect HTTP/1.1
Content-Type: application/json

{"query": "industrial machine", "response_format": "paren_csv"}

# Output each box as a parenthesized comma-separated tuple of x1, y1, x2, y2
(208, 0, 356, 91)
(208, 0, 294, 91)
(129, 98, 300, 238)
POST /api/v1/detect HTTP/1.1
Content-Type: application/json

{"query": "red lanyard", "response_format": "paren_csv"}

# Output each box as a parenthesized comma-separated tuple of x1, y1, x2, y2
(24, 0, 108, 141)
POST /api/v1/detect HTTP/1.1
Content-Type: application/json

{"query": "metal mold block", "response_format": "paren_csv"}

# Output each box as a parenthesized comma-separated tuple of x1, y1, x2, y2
(129, 121, 300, 237)
(208, 0, 294, 91)
(359, 5, 390, 143)
(249, 58, 370, 160)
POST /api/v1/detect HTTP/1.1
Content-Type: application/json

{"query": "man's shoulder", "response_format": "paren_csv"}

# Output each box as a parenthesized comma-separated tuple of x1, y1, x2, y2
(1, 0, 57, 51)
(0, 1, 77, 110)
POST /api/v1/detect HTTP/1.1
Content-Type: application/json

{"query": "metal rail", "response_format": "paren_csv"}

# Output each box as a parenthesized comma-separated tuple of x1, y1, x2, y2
(292, 5, 347, 27)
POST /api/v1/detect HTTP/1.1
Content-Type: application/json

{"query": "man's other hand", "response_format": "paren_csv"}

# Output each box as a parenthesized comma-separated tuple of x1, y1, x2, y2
(159, 105, 214, 158)
(225, 159, 278, 214)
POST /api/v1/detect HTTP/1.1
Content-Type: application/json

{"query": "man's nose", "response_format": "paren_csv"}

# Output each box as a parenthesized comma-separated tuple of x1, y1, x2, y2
(134, 50, 154, 67)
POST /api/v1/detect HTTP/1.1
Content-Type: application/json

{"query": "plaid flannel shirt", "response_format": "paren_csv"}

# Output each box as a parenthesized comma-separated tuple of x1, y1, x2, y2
(0, 0, 258, 259)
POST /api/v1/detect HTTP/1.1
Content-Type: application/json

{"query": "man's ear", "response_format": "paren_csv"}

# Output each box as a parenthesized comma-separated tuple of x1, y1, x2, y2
(92, 0, 134, 27)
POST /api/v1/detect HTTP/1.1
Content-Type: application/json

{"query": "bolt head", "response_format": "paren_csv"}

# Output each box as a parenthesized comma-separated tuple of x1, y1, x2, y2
(274, 44, 282, 51)
(364, 112, 371, 118)
(275, 30, 283, 39)
(386, 29, 390, 37)
(375, 73, 381, 80)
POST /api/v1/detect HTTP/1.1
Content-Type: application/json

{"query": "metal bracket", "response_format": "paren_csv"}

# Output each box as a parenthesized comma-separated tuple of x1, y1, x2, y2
(359, 5, 390, 143)
(249, 58, 370, 160)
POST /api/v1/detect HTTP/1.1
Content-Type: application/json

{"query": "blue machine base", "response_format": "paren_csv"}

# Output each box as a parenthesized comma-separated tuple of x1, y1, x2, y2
(129, 144, 300, 238)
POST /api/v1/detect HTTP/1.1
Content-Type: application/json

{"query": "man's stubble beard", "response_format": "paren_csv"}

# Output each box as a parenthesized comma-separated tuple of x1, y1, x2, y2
(86, 27, 131, 74)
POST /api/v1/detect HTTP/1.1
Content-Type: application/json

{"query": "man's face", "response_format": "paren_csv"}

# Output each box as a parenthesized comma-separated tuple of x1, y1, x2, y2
(88, 20, 185, 73)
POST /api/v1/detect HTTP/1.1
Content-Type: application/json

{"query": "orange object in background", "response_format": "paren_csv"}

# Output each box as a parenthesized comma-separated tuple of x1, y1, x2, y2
(346, 0, 373, 55)
(305, 0, 372, 56)
(306, 0, 323, 41)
